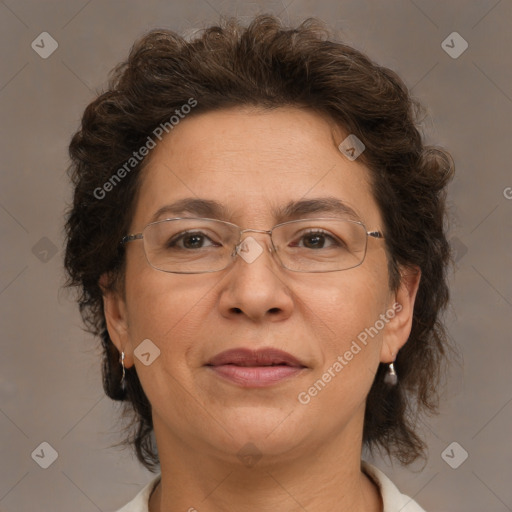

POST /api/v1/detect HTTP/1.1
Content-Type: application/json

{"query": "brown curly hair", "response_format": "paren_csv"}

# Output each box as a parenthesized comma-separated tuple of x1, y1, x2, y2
(63, 14, 455, 472)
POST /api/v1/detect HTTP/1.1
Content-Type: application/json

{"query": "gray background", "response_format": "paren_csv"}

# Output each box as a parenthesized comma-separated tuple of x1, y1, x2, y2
(0, 0, 511, 511)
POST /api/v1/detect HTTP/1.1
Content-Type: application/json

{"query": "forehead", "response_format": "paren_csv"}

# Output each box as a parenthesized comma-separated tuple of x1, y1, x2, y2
(132, 106, 381, 229)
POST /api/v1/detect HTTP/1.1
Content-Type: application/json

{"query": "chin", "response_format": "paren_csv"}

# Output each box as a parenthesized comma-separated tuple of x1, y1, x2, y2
(203, 408, 311, 461)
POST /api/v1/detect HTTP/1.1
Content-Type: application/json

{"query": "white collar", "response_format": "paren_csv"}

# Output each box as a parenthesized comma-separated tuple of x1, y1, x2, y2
(114, 461, 426, 511)
(361, 460, 426, 511)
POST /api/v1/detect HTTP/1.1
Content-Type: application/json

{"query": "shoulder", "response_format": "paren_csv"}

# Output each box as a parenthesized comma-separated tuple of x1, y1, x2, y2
(110, 475, 161, 512)
(361, 460, 427, 512)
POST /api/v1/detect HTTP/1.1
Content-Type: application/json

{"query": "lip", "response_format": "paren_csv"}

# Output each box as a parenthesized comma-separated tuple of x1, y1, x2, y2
(205, 348, 307, 388)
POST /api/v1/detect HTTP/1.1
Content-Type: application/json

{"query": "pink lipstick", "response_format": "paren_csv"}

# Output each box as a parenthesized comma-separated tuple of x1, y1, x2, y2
(206, 348, 307, 387)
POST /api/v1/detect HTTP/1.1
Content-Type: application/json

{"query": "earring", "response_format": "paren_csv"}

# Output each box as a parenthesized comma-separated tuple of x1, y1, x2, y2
(384, 361, 398, 386)
(120, 351, 126, 391)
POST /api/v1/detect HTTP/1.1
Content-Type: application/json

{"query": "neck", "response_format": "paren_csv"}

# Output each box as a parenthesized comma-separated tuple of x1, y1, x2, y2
(148, 411, 382, 512)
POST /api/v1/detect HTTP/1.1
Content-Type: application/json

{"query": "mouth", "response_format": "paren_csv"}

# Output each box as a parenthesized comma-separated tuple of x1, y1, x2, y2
(205, 348, 307, 387)
(206, 347, 306, 368)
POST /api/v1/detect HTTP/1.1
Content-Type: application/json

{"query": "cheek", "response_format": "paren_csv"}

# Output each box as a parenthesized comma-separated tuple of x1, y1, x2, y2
(123, 241, 204, 336)
(126, 272, 208, 344)
(295, 268, 389, 344)
(122, 271, 212, 415)
(292, 269, 390, 406)
(124, 261, 227, 387)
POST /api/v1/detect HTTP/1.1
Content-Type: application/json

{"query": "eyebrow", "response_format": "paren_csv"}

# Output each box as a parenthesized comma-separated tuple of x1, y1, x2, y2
(149, 197, 361, 224)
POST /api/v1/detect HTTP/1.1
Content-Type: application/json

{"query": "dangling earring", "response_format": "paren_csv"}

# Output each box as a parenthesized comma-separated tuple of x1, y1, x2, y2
(120, 351, 126, 391)
(384, 361, 398, 386)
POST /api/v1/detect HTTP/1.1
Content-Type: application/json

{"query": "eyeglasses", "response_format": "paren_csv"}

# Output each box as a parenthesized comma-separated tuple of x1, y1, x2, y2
(120, 217, 384, 274)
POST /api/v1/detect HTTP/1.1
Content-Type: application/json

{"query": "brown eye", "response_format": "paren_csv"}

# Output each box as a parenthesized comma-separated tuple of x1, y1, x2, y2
(167, 231, 220, 250)
(291, 230, 345, 250)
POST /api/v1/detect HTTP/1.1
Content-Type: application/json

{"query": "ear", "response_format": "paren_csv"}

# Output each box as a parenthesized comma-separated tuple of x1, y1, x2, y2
(380, 265, 421, 363)
(99, 272, 134, 368)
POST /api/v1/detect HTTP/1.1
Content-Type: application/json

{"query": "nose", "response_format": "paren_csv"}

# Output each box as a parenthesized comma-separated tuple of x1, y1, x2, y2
(219, 231, 293, 322)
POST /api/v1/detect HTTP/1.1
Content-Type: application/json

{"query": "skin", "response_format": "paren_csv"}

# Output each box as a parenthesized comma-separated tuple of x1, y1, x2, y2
(101, 106, 421, 512)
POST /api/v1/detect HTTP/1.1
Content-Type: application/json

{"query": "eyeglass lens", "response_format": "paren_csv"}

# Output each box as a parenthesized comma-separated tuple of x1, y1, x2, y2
(142, 218, 368, 273)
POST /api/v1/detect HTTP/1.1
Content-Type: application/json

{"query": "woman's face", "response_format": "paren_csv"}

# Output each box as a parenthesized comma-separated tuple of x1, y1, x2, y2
(104, 106, 418, 464)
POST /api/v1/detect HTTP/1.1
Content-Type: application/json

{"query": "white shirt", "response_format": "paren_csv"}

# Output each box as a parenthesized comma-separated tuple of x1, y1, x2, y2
(112, 461, 426, 511)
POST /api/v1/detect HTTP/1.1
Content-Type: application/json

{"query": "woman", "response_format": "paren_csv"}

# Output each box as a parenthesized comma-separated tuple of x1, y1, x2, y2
(64, 14, 454, 512)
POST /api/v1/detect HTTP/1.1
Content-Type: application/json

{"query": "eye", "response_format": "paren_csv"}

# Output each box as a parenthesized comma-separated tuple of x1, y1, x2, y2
(291, 229, 345, 250)
(167, 231, 221, 250)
